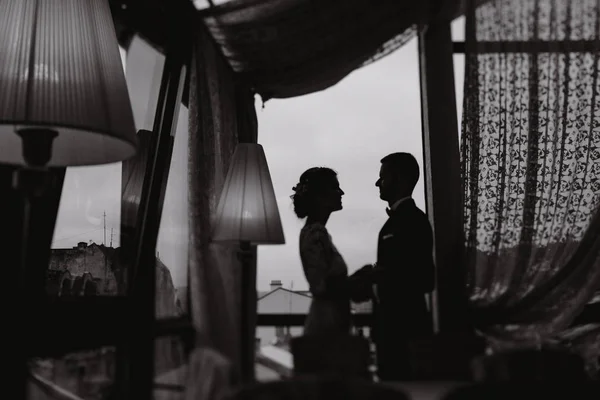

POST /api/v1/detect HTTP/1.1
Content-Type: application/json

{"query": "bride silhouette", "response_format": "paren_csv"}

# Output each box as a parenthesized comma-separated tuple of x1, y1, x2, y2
(291, 167, 350, 335)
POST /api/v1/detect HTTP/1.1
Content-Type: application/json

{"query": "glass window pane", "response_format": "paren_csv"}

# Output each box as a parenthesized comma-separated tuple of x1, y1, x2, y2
(454, 53, 465, 138)
(47, 37, 165, 297)
(127, 35, 166, 132)
(28, 336, 189, 400)
(154, 336, 188, 400)
(50, 163, 123, 296)
(29, 347, 115, 400)
(156, 105, 189, 318)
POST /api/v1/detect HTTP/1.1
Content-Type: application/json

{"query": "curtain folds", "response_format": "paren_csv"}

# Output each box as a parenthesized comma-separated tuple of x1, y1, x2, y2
(200, 0, 435, 100)
(462, 0, 600, 346)
(187, 24, 258, 398)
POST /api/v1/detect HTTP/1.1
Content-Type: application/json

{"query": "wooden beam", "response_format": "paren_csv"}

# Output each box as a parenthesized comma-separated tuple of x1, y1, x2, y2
(453, 40, 599, 54)
(418, 22, 469, 333)
(450, 0, 494, 20)
(25, 300, 192, 357)
(27, 298, 127, 357)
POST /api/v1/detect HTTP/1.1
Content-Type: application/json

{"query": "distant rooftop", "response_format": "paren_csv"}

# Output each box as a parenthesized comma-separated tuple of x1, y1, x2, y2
(258, 280, 373, 314)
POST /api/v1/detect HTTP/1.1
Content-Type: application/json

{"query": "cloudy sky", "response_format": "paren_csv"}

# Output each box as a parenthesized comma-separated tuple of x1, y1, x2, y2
(51, 17, 465, 292)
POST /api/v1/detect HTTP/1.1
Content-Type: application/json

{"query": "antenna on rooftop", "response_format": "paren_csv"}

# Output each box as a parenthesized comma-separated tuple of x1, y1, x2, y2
(288, 280, 294, 336)
(289, 281, 293, 311)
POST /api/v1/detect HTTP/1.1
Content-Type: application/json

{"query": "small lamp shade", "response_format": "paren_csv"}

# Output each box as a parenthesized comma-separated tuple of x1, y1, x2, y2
(0, 0, 137, 167)
(213, 143, 285, 245)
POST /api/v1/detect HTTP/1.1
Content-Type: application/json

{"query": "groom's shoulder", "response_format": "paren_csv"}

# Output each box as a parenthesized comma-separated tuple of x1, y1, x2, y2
(395, 201, 425, 218)
(393, 203, 430, 228)
(412, 203, 429, 220)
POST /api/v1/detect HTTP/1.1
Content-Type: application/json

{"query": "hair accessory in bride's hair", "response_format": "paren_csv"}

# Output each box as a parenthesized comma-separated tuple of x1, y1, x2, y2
(291, 181, 310, 198)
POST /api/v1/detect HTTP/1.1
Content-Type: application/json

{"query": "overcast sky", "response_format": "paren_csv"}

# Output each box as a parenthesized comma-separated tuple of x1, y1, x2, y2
(256, 21, 464, 291)
(51, 18, 465, 292)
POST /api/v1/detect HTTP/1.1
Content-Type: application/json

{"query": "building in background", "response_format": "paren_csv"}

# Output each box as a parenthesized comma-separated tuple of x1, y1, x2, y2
(256, 280, 373, 346)
(255, 279, 374, 380)
(37, 241, 184, 398)
(48, 242, 119, 296)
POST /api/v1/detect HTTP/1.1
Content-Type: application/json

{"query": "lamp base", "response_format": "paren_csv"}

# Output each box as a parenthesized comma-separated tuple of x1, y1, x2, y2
(17, 128, 58, 168)
(12, 168, 52, 197)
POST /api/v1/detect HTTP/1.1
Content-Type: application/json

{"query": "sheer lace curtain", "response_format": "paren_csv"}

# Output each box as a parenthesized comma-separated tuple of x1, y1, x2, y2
(185, 25, 258, 399)
(461, 0, 600, 344)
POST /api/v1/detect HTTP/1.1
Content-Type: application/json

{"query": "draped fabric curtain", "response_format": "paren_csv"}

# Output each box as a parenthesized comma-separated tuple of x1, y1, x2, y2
(462, 0, 600, 344)
(185, 25, 258, 399)
(201, 0, 437, 101)
(556, 323, 600, 378)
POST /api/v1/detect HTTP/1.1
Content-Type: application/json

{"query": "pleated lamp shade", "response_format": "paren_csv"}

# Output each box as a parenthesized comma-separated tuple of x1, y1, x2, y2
(213, 143, 285, 245)
(0, 0, 137, 168)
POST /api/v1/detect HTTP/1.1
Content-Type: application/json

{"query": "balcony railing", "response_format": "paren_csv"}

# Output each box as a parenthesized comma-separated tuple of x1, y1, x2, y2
(256, 313, 373, 327)
(29, 373, 86, 400)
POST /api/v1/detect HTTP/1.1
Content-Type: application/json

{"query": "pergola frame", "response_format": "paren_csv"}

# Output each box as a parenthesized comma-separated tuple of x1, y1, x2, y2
(418, 21, 466, 334)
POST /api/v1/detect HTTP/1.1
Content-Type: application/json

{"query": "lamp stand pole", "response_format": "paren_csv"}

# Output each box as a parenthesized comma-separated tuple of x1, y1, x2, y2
(7, 128, 65, 397)
(13, 170, 48, 299)
(10, 165, 64, 399)
(239, 240, 257, 382)
(13, 129, 59, 302)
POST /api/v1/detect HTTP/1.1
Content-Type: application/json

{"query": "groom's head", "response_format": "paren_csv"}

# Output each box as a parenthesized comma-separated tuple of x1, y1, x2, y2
(376, 152, 419, 202)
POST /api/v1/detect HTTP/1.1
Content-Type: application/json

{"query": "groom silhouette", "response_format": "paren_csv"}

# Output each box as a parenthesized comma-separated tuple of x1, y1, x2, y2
(351, 152, 435, 381)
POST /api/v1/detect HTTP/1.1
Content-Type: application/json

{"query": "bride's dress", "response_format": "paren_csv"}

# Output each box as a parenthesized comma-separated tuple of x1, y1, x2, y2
(299, 222, 351, 335)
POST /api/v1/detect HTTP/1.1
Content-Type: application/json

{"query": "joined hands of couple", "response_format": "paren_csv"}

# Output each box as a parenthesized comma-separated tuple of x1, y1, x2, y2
(348, 262, 381, 303)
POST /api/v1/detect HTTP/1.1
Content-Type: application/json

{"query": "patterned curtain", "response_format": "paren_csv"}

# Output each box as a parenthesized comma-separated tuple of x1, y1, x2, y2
(185, 25, 258, 399)
(461, 0, 600, 344)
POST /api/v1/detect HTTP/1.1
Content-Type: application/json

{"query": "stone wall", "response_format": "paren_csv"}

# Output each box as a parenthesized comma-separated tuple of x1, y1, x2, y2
(49, 243, 118, 295)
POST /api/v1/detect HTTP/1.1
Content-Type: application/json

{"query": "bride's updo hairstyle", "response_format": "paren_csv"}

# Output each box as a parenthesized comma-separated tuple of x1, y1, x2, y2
(291, 167, 338, 219)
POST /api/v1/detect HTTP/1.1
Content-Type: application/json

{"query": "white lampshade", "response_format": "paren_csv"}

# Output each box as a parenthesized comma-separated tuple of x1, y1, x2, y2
(0, 0, 137, 167)
(213, 143, 285, 245)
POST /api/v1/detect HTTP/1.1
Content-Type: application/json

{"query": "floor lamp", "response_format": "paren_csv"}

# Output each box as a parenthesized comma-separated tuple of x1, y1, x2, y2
(212, 143, 285, 382)
(0, 0, 138, 396)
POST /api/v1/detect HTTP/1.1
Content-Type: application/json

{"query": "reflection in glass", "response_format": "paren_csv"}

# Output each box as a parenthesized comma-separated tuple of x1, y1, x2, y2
(126, 35, 166, 132)
(156, 106, 190, 318)
(27, 337, 189, 400)
(154, 336, 188, 400)
(119, 36, 165, 297)
(28, 347, 115, 400)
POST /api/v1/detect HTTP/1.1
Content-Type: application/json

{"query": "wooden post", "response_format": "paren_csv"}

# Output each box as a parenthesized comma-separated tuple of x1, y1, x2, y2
(418, 21, 469, 333)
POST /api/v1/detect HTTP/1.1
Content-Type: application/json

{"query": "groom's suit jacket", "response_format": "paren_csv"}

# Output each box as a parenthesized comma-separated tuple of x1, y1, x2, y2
(373, 198, 435, 340)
